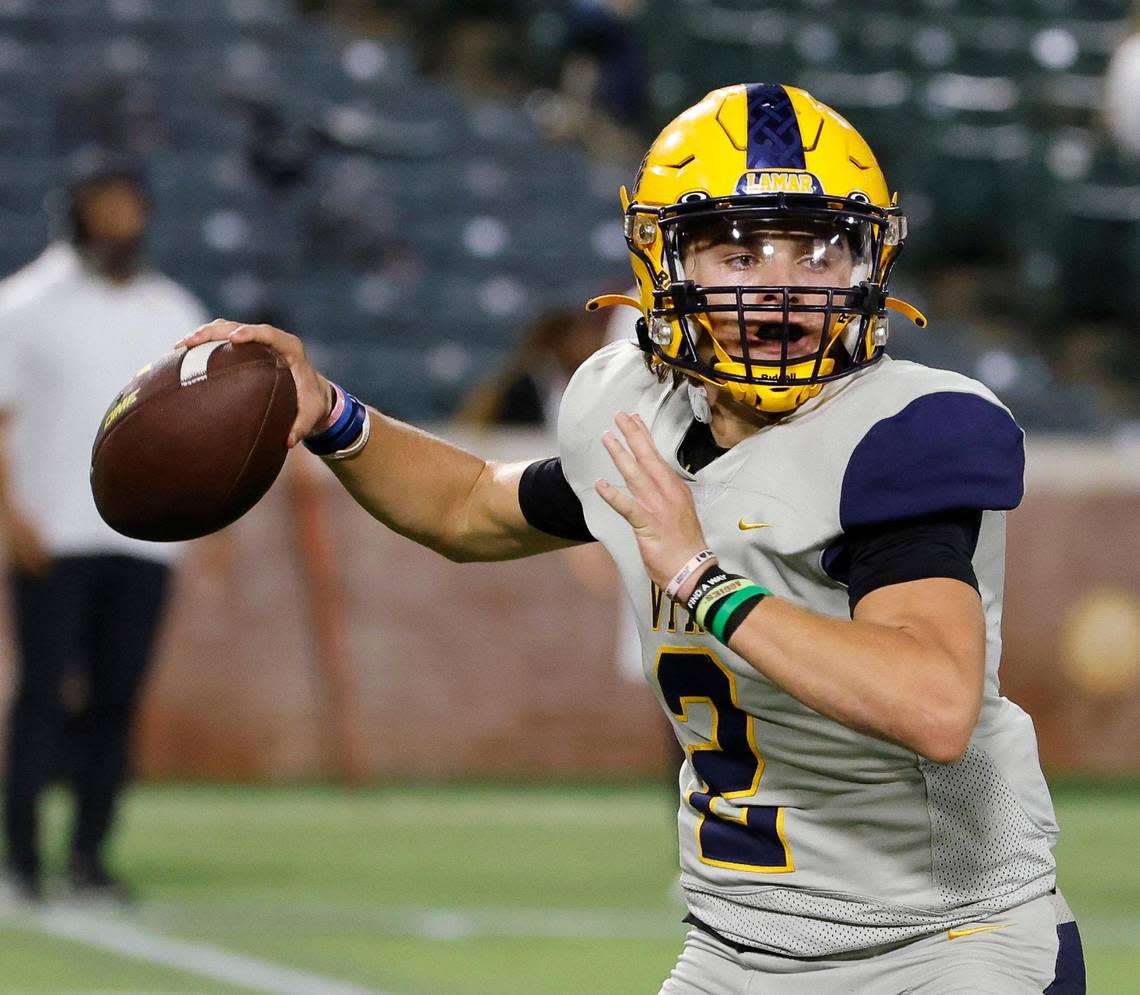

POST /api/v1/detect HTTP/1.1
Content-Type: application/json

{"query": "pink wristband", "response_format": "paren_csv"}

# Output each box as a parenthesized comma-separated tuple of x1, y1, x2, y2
(664, 548, 716, 601)
(312, 382, 346, 435)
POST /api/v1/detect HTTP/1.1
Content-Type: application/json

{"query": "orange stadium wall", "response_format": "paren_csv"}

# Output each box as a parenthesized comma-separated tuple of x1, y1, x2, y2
(0, 431, 1137, 781)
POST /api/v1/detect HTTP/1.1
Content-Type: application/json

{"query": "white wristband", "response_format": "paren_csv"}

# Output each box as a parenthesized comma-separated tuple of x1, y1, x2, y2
(664, 548, 716, 601)
(320, 408, 371, 461)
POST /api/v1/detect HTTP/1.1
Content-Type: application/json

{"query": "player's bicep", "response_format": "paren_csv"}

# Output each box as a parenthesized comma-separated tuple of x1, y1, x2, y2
(464, 458, 592, 559)
(857, 578, 989, 688)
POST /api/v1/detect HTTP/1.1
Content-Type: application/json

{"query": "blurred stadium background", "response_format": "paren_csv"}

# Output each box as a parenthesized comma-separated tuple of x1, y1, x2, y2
(1, 0, 1138, 992)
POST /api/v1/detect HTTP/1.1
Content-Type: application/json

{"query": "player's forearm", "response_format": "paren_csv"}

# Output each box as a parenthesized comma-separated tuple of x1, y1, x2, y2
(726, 597, 983, 763)
(323, 410, 564, 561)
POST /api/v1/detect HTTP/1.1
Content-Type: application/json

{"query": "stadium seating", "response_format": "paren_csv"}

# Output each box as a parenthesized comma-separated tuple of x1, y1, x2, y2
(0, 0, 1131, 427)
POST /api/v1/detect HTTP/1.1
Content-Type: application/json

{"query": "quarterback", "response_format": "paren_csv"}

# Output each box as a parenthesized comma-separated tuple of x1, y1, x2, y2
(178, 85, 1084, 992)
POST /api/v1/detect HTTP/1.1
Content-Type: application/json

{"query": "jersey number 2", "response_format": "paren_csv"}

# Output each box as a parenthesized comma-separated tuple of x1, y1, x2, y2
(657, 648, 794, 873)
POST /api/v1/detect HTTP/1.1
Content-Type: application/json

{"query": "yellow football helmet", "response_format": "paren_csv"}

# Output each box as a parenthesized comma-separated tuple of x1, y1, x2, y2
(590, 83, 926, 414)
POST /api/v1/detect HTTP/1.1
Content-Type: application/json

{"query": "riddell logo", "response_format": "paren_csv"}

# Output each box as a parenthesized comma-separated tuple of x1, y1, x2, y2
(736, 170, 823, 195)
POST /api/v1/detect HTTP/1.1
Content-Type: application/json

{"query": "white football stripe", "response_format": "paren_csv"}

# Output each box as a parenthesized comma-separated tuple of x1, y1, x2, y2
(179, 340, 226, 386)
(32, 906, 395, 995)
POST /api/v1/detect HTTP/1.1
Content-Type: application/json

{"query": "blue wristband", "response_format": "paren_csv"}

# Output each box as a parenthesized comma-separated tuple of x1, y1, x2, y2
(304, 386, 367, 456)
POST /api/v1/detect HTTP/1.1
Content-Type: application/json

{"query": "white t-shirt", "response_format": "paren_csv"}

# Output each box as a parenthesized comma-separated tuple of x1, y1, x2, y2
(0, 243, 209, 563)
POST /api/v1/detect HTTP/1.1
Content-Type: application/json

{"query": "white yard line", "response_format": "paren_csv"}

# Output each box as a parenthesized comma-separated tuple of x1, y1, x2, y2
(30, 906, 397, 995)
(141, 902, 687, 941)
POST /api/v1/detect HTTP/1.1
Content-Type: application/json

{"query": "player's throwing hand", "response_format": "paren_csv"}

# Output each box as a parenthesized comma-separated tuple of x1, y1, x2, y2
(596, 411, 711, 597)
(175, 319, 332, 448)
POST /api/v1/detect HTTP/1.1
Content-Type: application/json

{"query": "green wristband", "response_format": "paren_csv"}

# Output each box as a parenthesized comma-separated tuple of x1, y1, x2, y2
(707, 585, 768, 643)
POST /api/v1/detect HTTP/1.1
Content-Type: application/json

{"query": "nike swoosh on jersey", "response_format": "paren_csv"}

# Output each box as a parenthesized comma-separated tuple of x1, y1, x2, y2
(946, 923, 1011, 940)
(737, 518, 775, 531)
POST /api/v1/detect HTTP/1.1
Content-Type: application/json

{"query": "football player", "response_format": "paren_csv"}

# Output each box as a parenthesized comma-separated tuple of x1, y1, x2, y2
(178, 84, 1084, 993)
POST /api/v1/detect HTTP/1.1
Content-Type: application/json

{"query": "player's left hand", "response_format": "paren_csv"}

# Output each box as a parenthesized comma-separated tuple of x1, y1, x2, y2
(596, 411, 710, 596)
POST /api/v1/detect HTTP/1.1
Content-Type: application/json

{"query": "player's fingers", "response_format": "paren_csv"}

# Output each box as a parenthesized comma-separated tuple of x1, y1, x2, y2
(174, 318, 242, 349)
(227, 323, 306, 361)
(615, 412, 678, 491)
(595, 478, 637, 522)
(601, 430, 659, 500)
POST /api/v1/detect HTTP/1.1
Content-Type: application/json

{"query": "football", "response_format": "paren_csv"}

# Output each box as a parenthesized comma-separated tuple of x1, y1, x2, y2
(91, 340, 297, 541)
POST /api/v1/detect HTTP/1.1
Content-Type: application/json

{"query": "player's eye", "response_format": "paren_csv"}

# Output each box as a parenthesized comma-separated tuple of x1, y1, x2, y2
(724, 240, 776, 268)
(725, 252, 757, 269)
(796, 239, 835, 272)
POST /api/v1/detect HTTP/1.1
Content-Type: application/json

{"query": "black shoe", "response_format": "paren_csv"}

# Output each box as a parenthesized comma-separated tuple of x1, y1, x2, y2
(66, 856, 132, 907)
(1, 863, 42, 909)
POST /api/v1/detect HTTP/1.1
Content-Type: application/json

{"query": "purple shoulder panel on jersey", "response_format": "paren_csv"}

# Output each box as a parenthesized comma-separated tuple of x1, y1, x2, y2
(838, 391, 1025, 532)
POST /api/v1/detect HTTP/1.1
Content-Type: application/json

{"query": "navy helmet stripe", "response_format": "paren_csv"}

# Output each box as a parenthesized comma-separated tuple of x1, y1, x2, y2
(744, 83, 806, 170)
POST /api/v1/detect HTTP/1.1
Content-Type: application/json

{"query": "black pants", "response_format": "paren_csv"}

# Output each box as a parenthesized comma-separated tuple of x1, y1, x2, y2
(3, 554, 170, 876)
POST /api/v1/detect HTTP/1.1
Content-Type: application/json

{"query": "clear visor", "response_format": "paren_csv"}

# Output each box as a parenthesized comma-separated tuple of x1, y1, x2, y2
(660, 215, 879, 379)
(673, 216, 873, 285)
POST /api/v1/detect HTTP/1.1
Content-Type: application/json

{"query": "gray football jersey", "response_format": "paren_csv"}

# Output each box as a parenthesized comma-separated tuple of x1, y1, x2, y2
(557, 341, 1058, 957)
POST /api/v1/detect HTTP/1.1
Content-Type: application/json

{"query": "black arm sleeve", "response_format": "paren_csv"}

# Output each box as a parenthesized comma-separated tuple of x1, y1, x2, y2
(517, 457, 596, 543)
(840, 508, 982, 614)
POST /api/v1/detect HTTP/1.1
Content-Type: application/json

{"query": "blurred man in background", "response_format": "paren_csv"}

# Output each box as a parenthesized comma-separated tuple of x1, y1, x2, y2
(1104, 6, 1140, 158)
(0, 150, 207, 906)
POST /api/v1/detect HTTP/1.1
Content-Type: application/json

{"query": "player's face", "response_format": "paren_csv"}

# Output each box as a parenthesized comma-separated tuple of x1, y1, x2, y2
(681, 220, 859, 363)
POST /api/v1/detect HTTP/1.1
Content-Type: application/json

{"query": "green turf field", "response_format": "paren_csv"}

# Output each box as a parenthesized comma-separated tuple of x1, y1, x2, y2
(1, 781, 1136, 993)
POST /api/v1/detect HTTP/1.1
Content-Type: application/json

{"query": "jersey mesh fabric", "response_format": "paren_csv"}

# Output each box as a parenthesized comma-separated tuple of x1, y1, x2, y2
(924, 746, 1055, 906)
(685, 886, 953, 956)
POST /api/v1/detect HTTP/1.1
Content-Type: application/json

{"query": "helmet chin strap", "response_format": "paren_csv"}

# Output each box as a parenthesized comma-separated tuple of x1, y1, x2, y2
(702, 334, 836, 413)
